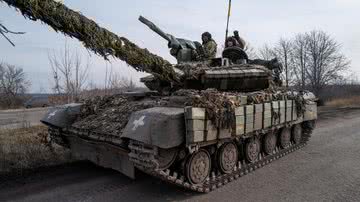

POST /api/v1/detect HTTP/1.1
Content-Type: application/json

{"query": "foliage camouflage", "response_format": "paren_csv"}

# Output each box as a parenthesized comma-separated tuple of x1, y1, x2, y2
(0, 0, 178, 82)
(69, 89, 307, 136)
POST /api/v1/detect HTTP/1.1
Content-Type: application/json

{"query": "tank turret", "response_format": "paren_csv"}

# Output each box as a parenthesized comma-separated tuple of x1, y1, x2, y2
(139, 16, 285, 93)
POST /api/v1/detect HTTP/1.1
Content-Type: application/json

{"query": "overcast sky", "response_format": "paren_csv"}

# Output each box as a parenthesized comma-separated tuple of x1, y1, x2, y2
(0, 0, 359, 93)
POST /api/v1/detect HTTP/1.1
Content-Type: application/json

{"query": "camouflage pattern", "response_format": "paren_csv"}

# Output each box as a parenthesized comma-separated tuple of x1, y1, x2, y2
(202, 40, 217, 59)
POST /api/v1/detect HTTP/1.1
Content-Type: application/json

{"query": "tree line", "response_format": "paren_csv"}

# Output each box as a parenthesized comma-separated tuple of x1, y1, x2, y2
(258, 30, 351, 96)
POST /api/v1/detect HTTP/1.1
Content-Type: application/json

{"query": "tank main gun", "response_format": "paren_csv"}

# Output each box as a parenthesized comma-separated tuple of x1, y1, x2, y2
(0, 0, 179, 83)
(138, 16, 175, 46)
(139, 16, 203, 63)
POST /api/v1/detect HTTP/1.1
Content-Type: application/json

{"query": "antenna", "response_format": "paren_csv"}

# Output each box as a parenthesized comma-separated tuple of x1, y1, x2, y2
(225, 0, 232, 44)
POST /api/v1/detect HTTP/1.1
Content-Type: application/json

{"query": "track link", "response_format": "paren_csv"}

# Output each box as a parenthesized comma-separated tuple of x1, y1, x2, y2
(134, 139, 309, 193)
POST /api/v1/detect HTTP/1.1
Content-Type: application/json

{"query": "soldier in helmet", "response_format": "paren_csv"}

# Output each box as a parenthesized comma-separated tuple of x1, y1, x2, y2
(201, 32, 217, 60)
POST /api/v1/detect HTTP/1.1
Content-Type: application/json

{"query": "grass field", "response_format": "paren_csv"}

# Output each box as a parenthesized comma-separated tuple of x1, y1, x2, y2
(326, 96, 360, 107)
(0, 126, 72, 173)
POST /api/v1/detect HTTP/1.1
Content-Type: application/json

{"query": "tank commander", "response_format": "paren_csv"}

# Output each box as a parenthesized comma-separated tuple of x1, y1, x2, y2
(201, 32, 217, 59)
(233, 30, 246, 49)
(225, 36, 239, 48)
(225, 30, 246, 49)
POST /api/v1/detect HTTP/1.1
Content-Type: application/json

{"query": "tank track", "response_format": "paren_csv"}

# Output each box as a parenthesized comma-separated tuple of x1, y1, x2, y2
(129, 124, 314, 193)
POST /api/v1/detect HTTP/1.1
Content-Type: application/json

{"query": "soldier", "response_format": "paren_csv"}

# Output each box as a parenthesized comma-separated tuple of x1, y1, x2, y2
(233, 30, 246, 49)
(225, 36, 238, 48)
(201, 32, 217, 59)
(225, 30, 246, 49)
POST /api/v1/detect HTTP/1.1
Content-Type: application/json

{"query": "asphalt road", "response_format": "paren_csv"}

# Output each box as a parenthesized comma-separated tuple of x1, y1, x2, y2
(0, 108, 48, 129)
(1, 107, 360, 202)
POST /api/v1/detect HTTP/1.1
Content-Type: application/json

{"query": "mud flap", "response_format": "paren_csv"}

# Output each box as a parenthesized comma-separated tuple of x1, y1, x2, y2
(67, 136, 135, 179)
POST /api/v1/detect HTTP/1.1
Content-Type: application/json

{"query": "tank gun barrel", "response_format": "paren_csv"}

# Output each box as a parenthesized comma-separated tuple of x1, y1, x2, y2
(1, 0, 179, 83)
(139, 16, 201, 63)
(139, 16, 182, 50)
(139, 16, 171, 42)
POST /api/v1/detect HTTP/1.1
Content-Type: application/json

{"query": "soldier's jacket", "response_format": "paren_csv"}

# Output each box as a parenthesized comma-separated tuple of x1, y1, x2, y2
(203, 40, 217, 59)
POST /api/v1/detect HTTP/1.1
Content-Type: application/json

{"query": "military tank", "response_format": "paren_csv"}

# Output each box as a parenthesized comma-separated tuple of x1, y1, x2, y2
(2, 0, 317, 193)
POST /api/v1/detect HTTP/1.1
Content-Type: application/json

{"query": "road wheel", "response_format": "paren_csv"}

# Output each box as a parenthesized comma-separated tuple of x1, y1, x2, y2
(279, 127, 291, 149)
(217, 142, 238, 174)
(185, 149, 211, 185)
(245, 138, 260, 163)
(157, 147, 178, 170)
(263, 132, 277, 155)
(292, 124, 302, 145)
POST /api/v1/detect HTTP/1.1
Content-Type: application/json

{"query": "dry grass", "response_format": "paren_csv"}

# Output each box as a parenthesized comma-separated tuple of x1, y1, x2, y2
(0, 126, 72, 173)
(326, 96, 360, 107)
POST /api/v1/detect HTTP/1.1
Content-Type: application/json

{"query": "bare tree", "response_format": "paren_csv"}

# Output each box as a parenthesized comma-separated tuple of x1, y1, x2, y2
(49, 56, 62, 94)
(292, 33, 309, 89)
(71, 52, 90, 98)
(0, 63, 29, 107)
(109, 72, 136, 90)
(48, 42, 90, 102)
(258, 39, 295, 86)
(0, 22, 25, 47)
(273, 38, 294, 87)
(258, 44, 276, 61)
(303, 30, 350, 95)
(258, 30, 350, 95)
(244, 43, 258, 59)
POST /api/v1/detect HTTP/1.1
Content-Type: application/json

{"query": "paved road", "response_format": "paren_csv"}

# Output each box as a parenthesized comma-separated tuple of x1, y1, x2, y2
(0, 108, 48, 129)
(1, 108, 360, 202)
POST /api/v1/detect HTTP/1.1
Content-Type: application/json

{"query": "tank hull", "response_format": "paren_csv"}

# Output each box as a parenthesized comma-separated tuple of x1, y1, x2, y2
(43, 91, 317, 192)
(127, 99, 317, 192)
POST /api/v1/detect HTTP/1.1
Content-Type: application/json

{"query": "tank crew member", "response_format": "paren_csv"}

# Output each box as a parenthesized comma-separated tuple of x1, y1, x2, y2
(225, 30, 246, 49)
(225, 36, 239, 48)
(201, 32, 217, 59)
(233, 30, 246, 49)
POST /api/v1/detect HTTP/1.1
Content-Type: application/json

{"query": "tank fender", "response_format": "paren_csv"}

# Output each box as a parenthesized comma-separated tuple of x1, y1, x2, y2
(121, 107, 185, 149)
(41, 103, 83, 129)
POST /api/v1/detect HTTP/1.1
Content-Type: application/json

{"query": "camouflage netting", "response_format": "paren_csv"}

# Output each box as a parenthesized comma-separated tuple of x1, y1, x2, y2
(175, 89, 307, 129)
(70, 89, 307, 135)
(175, 62, 209, 80)
(1, 0, 178, 82)
(175, 89, 240, 129)
(72, 95, 167, 135)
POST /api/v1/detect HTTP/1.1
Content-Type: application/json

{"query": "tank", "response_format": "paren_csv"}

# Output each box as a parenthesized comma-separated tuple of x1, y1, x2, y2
(3, 0, 318, 192)
(40, 17, 318, 192)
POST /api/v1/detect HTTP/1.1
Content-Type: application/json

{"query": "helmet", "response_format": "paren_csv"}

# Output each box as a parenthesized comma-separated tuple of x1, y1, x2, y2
(202, 32, 212, 39)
